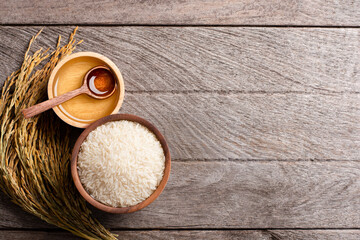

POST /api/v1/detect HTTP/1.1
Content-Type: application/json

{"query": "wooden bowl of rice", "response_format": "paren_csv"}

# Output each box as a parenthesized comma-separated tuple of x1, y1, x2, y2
(71, 114, 171, 213)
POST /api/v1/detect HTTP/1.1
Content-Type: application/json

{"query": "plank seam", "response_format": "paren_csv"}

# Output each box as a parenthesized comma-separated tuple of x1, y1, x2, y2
(3, 228, 360, 231)
(172, 159, 360, 162)
(126, 90, 360, 95)
(2, 24, 360, 28)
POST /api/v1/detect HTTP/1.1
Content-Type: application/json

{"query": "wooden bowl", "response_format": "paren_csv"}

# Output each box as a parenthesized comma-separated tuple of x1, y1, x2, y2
(48, 52, 125, 128)
(71, 114, 171, 213)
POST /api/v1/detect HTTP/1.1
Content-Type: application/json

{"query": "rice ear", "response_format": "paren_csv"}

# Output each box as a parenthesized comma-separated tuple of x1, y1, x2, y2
(0, 28, 117, 240)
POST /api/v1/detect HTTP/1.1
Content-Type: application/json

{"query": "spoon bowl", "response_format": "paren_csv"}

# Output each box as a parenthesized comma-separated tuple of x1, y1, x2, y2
(84, 66, 117, 100)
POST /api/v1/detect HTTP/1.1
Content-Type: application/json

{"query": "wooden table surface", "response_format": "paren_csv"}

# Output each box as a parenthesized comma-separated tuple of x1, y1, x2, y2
(1, 1, 360, 239)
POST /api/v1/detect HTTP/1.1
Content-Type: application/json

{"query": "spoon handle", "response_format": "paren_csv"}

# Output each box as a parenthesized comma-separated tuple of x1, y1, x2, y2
(22, 85, 88, 119)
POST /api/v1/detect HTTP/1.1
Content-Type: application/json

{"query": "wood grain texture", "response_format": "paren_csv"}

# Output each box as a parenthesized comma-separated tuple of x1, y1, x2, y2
(2, 28, 358, 160)
(121, 93, 359, 160)
(1, 26, 360, 238)
(1, 0, 360, 25)
(1, 72, 360, 160)
(2, 161, 360, 229)
(2, 230, 360, 240)
(1, 27, 360, 93)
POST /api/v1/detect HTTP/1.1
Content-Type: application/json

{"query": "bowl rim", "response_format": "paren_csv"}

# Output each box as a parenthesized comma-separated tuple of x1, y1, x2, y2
(71, 113, 171, 213)
(48, 51, 125, 128)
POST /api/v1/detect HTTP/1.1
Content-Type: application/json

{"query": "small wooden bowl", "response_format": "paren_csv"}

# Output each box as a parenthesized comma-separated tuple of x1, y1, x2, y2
(71, 114, 171, 213)
(48, 52, 125, 128)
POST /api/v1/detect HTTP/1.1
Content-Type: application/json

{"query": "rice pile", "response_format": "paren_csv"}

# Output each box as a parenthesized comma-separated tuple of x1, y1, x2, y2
(77, 120, 165, 207)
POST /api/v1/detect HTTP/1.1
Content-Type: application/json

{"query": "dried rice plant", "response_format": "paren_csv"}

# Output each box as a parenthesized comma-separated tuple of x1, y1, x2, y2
(0, 28, 117, 240)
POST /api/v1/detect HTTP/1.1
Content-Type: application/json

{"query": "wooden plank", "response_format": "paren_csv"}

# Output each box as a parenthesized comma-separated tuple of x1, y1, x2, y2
(0, 195, 52, 229)
(1, 27, 360, 93)
(2, 161, 360, 229)
(0, 83, 358, 160)
(124, 93, 359, 160)
(1, 1, 360, 25)
(270, 230, 360, 240)
(2, 230, 360, 240)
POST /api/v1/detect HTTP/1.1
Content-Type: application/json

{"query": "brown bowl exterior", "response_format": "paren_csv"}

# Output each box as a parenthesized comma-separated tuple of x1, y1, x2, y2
(71, 114, 171, 213)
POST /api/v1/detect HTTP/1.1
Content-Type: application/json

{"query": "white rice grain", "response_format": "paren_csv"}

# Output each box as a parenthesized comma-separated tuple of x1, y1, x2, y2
(77, 120, 165, 207)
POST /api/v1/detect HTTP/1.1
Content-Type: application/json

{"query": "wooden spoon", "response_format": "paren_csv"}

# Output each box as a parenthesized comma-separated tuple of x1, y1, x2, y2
(22, 66, 116, 119)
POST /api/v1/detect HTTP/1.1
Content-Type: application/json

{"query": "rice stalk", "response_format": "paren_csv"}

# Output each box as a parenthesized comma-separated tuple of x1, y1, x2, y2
(0, 27, 117, 240)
